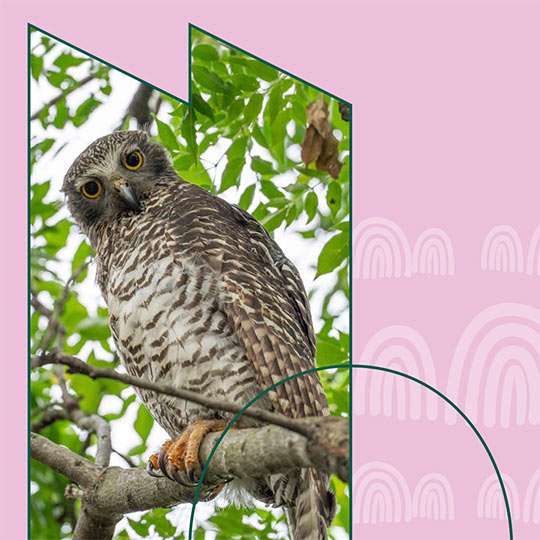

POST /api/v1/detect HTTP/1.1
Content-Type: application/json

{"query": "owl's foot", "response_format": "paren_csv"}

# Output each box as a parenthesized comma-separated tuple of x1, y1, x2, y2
(146, 419, 230, 486)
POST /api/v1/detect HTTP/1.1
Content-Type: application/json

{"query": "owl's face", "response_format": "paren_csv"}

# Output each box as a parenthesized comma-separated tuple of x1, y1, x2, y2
(63, 130, 174, 231)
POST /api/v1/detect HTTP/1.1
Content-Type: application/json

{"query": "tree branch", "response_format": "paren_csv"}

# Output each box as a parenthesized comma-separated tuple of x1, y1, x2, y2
(38, 261, 89, 352)
(32, 351, 316, 439)
(31, 413, 348, 539)
(30, 73, 97, 122)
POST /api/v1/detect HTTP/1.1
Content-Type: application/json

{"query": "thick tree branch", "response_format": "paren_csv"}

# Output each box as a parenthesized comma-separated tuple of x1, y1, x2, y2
(32, 351, 316, 439)
(117, 83, 155, 131)
(31, 414, 348, 516)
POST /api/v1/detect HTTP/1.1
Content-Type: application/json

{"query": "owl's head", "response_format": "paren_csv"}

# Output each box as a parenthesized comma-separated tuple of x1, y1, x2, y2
(63, 130, 174, 231)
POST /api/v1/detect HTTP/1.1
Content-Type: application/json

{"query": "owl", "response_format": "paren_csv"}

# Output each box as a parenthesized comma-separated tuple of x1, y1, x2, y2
(63, 130, 336, 539)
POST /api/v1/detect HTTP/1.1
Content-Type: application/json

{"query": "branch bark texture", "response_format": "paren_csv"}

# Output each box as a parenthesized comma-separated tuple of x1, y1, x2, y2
(31, 414, 348, 540)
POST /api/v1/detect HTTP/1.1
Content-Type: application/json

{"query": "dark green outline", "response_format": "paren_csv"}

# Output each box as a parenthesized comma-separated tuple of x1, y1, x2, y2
(27, 22, 352, 539)
(27, 23, 32, 540)
(28, 24, 188, 105)
(188, 364, 513, 540)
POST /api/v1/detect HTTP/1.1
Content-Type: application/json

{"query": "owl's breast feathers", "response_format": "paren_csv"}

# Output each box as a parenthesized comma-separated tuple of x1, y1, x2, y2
(95, 179, 328, 429)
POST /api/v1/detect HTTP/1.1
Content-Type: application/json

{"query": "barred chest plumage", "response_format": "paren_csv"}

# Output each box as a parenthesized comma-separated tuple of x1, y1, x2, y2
(91, 185, 268, 437)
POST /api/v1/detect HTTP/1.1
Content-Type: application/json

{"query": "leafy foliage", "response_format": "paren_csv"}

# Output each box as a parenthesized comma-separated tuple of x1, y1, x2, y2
(30, 26, 350, 539)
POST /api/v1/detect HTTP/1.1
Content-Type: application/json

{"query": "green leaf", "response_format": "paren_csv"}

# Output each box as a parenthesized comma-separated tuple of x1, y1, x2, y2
(173, 153, 195, 172)
(244, 93, 263, 124)
(228, 136, 248, 159)
(221, 157, 245, 193)
(128, 518, 150, 536)
(192, 65, 230, 95)
(233, 73, 259, 93)
(155, 116, 179, 151)
(69, 375, 101, 413)
(251, 156, 275, 176)
(180, 160, 213, 191)
(30, 139, 55, 169)
(192, 93, 214, 121)
(248, 60, 279, 82)
(326, 181, 342, 217)
(181, 108, 198, 160)
(286, 204, 298, 226)
(261, 208, 287, 231)
(264, 84, 282, 125)
(31, 55, 43, 81)
(192, 44, 219, 61)
(227, 98, 245, 121)
(53, 52, 87, 71)
(75, 317, 110, 341)
(305, 191, 318, 223)
(134, 404, 154, 443)
(239, 184, 256, 210)
(291, 99, 306, 125)
(72, 95, 101, 127)
(71, 238, 92, 275)
(261, 180, 283, 200)
(316, 336, 348, 366)
(316, 231, 349, 277)
(52, 99, 69, 129)
(252, 125, 269, 149)
(47, 71, 74, 89)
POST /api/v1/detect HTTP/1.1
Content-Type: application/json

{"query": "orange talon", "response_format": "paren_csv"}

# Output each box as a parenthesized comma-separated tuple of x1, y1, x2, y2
(148, 419, 230, 485)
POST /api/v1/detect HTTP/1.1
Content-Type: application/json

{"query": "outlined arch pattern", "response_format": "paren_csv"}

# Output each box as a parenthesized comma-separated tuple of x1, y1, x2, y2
(523, 467, 540, 524)
(476, 470, 540, 524)
(354, 463, 455, 524)
(353, 464, 540, 526)
(481, 224, 540, 274)
(353, 218, 455, 279)
(354, 326, 439, 421)
(478, 473, 521, 521)
(445, 303, 540, 428)
(412, 473, 455, 521)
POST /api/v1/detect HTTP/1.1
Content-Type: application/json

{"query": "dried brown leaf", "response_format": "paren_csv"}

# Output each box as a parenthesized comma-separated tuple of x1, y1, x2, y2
(301, 124, 323, 166)
(301, 98, 344, 178)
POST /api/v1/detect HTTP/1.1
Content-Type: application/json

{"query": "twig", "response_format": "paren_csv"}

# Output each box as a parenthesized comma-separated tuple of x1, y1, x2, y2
(39, 261, 89, 352)
(32, 351, 315, 439)
(112, 449, 136, 468)
(30, 291, 52, 318)
(31, 407, 68, 432)
(30, 73, 97, 122)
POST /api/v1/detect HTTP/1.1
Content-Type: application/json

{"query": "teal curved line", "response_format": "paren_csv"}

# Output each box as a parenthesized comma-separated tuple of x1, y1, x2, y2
(187, 364, 513, 540)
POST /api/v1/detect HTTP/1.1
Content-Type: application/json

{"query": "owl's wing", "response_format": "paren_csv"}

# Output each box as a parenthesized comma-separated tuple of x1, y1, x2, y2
(165, 182, 328, 419)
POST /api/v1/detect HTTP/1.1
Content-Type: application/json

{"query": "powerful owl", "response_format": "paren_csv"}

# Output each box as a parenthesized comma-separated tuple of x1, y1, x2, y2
(63, 130, 336, 539)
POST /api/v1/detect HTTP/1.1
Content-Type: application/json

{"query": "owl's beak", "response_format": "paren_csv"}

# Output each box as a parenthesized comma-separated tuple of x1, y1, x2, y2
(114, 180, 140, 212)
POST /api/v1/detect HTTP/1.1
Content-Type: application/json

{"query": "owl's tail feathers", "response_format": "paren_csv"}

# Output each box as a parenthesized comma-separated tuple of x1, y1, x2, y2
(285, 469, 336, 540)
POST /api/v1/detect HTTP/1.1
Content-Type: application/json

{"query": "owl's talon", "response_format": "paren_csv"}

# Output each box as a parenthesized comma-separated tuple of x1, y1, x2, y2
(146, 460, 164, 478)
(146, 452, 165, 478)
(158, 448, 176, 482)
(153, 419, 229, 487)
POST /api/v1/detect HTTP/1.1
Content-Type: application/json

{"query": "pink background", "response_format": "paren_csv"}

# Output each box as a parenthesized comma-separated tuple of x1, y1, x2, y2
(1, 0, 539, 539)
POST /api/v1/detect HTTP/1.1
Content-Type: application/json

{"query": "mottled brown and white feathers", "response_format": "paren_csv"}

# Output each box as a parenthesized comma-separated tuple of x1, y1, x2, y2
(63, 130, 335, 539)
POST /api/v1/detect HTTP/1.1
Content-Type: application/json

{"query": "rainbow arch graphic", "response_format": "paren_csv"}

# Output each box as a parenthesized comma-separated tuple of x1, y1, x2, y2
(353, 461, 413, 524)
(526, 224, 540, 276)
(353, 218, 412, 279)
(478, 473, 521, 521)
(355, 326, 439, 420)
(412, 473, 455, 520)
(523, 467, 540, 523)
(481, 225, 524, 273)
(412, 228, 455, 276)
(445, 303, 540, 427)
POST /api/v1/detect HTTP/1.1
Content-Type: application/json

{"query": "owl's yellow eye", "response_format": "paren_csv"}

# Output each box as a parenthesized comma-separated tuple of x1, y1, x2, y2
(124, 150, 143, 170)
(81, 180, 102, 199)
